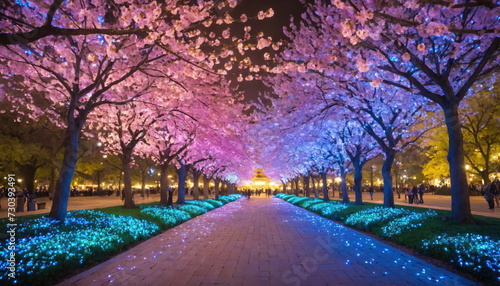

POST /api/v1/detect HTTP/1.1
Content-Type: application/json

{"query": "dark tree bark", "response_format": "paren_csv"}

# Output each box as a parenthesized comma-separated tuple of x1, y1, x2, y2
(340, 167, 350, 204)
(121, 148, 136, 208)
(192, 169, 202, 200)
(203, 175, 209, 199)
(176, 159, 187, 204)
(320, 172, 329, 201)
(382, 149, 395, 208)
(311, 176, 319, 198)
(48, 163, 57, 200)
(20, 164, 38, 195)
(444, 103, 473, 223)
(303, 175, 310, 198)
(49, 122, 81, 221)
(352, 159, 364, 204)
(214, 178, 220, 200)
(159, 163, 169, 206)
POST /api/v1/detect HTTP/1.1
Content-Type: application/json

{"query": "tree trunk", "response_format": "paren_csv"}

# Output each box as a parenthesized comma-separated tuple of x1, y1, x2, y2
(340, 167, 349, 203)
(49, 127, 79, 221)
(479, 170, 490, 186)
(122, 149, 136, 208)
(353, 159, 363, 204)
(382, 149, 395, 208)
(48, 164, 57, 200)
(444, 103, 473, 223)
(193, 170, 201, 200)
(21, 164, 37, 194)
(176, 160, 187, 204)
(141, 170, 147, 197)
(214, 179, 220, 199)
(304, 175, 310, 198)
(312, 177, 319, 198)
(159, 163, 169, 206)
(96, 170, 102, 192)
(294, 178, 299, 196)
(321, 172, 329, 201)
(203, 175, 209, 199)
(282, 181, 286, 194)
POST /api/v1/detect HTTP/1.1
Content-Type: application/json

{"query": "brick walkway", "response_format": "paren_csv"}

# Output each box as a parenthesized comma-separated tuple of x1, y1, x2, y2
(58, 197, 475, 286)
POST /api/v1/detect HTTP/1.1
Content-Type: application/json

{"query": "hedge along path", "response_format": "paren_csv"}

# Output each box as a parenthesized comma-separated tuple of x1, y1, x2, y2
(58, 197, 475, 286)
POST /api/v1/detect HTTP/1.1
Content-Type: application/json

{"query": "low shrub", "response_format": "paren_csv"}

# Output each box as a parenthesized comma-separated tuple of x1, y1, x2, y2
(298, 198, 324, 209)
(0, 210, 159, 286)
(421, 233, 500, 283)
(176, 204, 208, 217)
(287, 196, 311, 205)
(381, 210, 437, 238)
(204, 199, 224, 208)
(140, 206, 191, 227)
(320, 203, 349, 219)
(345, 207, 411, 230)
(185, 200, 216, 210)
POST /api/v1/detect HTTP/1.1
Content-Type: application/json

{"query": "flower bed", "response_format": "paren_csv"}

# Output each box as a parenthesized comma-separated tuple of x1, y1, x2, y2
(185, 200, 216, 210)
(381, 210, 437, 237)
(176, 204, 208, 217)
(287, 196, 311, 205)
(319, 203, 349, 218)
(217, 195, 240, 204)
(345, 207, 411, 230)
(0, 210, 159, 286)
(204, 199, 224, 208)
(141, 206, 192, 227)
(297, 198, 323, 209)
(274, 193, 500, 284)
(0, 195, 242, 286)
(421, 233, 500, 283)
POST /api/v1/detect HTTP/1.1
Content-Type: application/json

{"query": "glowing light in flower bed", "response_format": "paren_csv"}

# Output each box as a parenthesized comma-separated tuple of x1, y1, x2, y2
(140, 207, 191, 227)
(276, 193, 294, 201)
(0, 210, 159, 285)
(381, 210, 437, 237)
(185, 200, 216, 210)
(421, 233, 500, 282)
(286, 196, 311, 205)
(345, 207, 411, 230)
(217, 195, 240, 204)
(320, 203, 349, 216)
(298, 198, 324, 208)
(204, 199, 224, 208)
(176, 204, 208, 217)
(274, 193, 498, 284)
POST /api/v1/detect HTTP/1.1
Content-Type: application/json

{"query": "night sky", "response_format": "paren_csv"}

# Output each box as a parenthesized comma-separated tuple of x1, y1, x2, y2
(229, 0, 306, 104)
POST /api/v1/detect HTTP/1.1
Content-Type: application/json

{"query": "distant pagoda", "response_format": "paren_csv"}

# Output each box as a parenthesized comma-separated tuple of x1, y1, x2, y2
(250, 168, 270, 188)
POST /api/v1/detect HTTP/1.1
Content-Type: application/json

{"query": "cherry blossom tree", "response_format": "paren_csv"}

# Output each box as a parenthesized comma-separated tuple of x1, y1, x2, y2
(337, 120, 378, 204)
(0, 0, 275, 220)
(321, 121, 354, 204)
(285, 0, 499, 222)
(89, 101, 161, 208)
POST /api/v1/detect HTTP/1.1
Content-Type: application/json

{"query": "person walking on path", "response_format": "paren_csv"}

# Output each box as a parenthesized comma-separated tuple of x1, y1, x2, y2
(484, 184, 495, 211)
(418, 184, 425, 204)
(368, 186, 374, 200)
(492, 178, 500, 208)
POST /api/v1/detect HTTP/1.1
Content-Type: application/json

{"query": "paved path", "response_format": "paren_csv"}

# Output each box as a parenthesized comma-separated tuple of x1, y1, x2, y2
(4, 191, 499, 219)
(58, 197, 475, 286)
